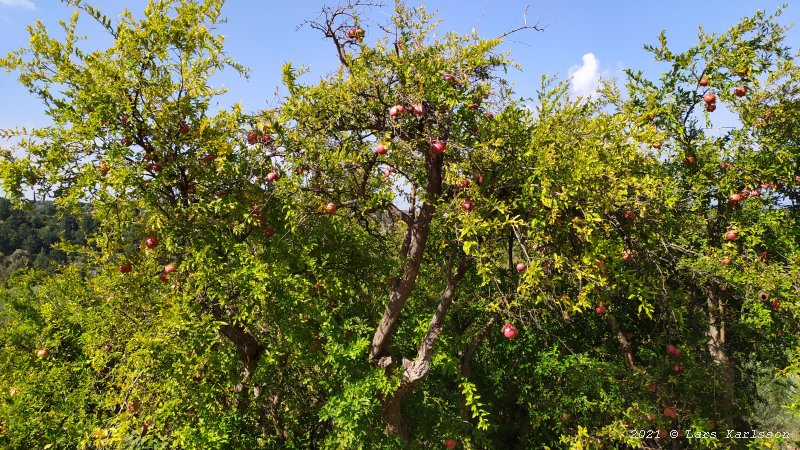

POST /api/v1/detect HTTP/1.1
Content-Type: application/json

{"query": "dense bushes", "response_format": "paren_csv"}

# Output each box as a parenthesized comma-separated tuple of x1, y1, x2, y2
(0, 1, 798, 448)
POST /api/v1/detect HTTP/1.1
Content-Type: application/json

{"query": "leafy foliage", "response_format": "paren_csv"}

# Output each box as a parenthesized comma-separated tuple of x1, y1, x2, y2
(0, 198, 97, 280)
(0, 1, 798, 448)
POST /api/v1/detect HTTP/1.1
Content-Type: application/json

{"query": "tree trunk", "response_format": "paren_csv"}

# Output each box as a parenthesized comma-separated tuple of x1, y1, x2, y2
(209, 301, 262, 378)
(605, 314, 640, 372)
(370, 145, 445, 440)
(370, 202, 436, 363)
(370, 151, 443, 363)
(381, 384, 411, 443)
(706, 289, 737, 427)
(377, 254, 470, 441)
(198, 293, 263, 412)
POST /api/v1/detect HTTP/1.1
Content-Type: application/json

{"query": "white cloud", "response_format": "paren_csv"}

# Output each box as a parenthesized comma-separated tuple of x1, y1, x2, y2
(568, 53, 600, 99)
(0, 0, 35, 10)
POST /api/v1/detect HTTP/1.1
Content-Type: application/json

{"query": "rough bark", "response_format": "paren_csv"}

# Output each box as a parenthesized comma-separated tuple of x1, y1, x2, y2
(706, 289, 737, 426)
(208, 301, 262, 379)
(605, 314, 640, 372)
(381, 382, 412, 443)
(369, 202, 436, 364)
(370, 152, 443, 363)
(197, 292, 263, 413)
(379, 254, 471, 439)
(406, 255, 471, 382)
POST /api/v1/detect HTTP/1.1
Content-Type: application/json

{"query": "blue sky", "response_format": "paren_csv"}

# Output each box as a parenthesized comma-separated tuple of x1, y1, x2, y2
(0, 0, 797, 129)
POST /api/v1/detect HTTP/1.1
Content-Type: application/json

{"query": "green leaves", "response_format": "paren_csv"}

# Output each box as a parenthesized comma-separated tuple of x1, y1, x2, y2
(0, 1, 799, 448)
(460, 377, 490, 430)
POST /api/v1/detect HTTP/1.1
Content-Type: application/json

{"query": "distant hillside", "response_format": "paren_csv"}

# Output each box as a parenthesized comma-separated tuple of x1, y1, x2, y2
(0, 198, 97, 280)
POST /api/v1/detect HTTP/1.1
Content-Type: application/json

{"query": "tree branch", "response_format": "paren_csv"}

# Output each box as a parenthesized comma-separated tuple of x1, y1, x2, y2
(403, 254, 472, 384)
(369, 149, 442, 363)
(459, 313, 499, 379)
(604, 314, 641, 372)
(495, 6, 546, 40)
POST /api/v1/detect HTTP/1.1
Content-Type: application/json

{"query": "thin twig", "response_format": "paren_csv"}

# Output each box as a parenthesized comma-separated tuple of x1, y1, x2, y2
(495, 6, 546, 40)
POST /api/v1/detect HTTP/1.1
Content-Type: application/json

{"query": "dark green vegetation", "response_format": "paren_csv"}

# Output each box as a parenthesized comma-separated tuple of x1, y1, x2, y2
(0, 199, 97, 279)
(0, 1, 798, 448)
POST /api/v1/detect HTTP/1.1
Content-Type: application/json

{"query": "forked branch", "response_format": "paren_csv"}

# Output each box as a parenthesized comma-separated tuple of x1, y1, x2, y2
(302, 1, 384, 68)
(495, 6, 547, 40)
